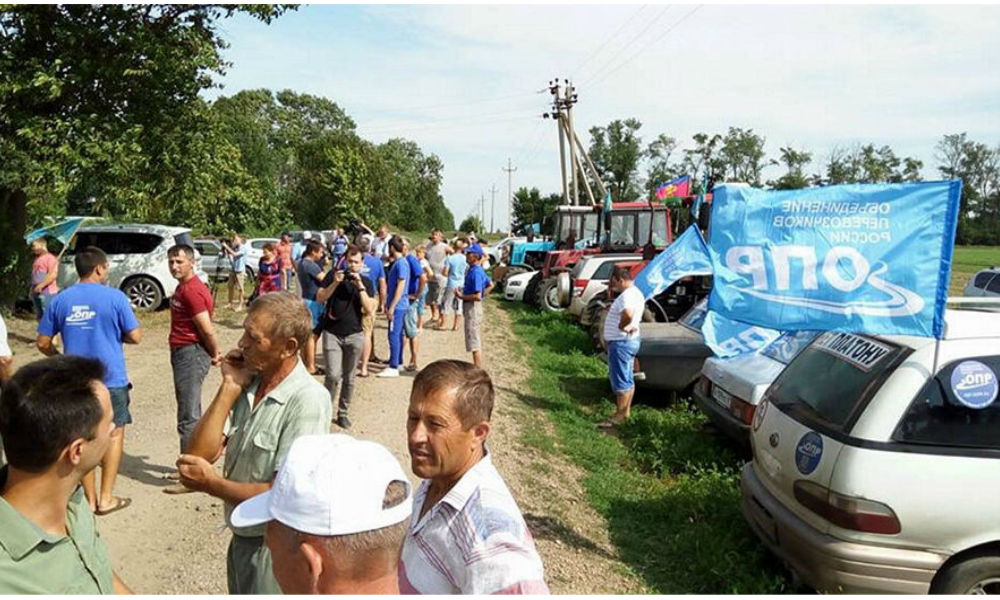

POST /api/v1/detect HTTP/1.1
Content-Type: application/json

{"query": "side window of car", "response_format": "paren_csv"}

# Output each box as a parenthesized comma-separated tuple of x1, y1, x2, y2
(196, 242, 218, 256)
(986, 276, 1000, 294)
(974, 272, 995, 289)
(114, 233, 162, 254)
(251, 241, 267, 250)
(894, 355, 1000, 450)
(593, 261, 616, 279)
(71, 232, 119, 255)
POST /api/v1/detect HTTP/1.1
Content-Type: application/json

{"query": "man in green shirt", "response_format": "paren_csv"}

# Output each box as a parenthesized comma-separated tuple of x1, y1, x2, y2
(0, 355, 131, 594)
(174, 292, 332, 594)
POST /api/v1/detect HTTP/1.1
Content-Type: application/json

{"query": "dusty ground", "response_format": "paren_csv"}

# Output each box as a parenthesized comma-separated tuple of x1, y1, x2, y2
(3, 297, 642, 594)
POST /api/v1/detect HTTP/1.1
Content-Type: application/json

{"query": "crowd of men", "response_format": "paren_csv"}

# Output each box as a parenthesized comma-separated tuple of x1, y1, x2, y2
(0, 224, 548, 595)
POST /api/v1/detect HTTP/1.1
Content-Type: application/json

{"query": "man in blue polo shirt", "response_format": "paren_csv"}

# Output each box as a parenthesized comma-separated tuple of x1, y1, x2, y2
(455, 243, 493, 368)
(403, 240, 427, 372)
(378, 236, 410, 378)
(36, 246, 141, 516)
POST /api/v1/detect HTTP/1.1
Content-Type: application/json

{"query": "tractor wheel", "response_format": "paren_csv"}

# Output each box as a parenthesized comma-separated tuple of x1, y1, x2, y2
(590, 305, 610, 352)
(523, 272, 543, 307)
(536, 277, 565, 313)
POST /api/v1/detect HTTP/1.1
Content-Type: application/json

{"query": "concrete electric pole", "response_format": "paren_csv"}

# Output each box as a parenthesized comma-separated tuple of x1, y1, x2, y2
(488, 183, 498, 234)
(502, 158, 517, 235)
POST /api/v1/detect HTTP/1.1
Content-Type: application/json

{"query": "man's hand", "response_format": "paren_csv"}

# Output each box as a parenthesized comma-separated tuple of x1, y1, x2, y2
(220, 349, 256, 388)
(32, 284, 44, 294)
(176, 454, 219, 494)
(210, 352, 224, 367)
(333, 270, 345, 285)
(454, 288, 462, 299)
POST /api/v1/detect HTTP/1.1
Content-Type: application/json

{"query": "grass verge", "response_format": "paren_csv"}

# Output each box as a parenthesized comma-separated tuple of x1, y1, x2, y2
(499, 300, 787, 593)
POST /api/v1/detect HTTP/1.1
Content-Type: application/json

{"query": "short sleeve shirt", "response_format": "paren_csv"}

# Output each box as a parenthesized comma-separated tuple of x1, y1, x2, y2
(169, 276, 214, 348)
(230, 244, 247, 273)
(426, 242, 448, 276)
(398, 453, 549, 595)
(445, 254, 467, 288)
(320, 272, 374, 337)
(463, 264, 491, 297)
(223, 360, 332, 537)
(406, 254, 423, 297)
(603, 285, 645, 342)
(387, 257, 411, 311)
(0, 469, 114, 594)
(0, 315, 11, 358)
(31, 252, 59, 295)
(37, 283, 139, 388)
(361, 255, 385, 292)
(276, 241, 293, 269)
(297, 258, 323, 301)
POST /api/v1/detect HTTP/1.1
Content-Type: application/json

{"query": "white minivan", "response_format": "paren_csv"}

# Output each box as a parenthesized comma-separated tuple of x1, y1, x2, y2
(742, 307, 1000, 593)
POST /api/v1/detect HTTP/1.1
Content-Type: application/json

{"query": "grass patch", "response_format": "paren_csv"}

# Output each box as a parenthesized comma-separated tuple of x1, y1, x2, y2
(500, 300, 787, 593)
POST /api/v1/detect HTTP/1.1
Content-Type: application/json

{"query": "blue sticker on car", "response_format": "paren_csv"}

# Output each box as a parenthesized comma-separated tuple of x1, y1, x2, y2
(795, 431, 823, 475)
(950, 360, 999, 410)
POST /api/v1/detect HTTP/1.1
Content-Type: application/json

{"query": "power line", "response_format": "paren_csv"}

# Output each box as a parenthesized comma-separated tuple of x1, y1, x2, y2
(570, 5, 648, 79)
(360, 108, 540, 135)
(579, 5, 674, 87)
(588, 5, 705, 89)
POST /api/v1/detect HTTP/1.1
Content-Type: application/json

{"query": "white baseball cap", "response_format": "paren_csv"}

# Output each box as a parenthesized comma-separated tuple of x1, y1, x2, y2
(231, 434, 413, 535)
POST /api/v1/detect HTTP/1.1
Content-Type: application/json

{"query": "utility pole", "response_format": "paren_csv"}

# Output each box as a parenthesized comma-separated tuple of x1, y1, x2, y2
(488, 183, 498, 234)
(502, 158, 517, 235)
(565, 81, 579, 205)
(480, 192, 485, 229)
(546, 78, 580, 206)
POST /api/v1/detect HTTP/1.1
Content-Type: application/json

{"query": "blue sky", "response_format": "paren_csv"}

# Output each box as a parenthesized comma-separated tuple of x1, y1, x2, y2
(207, 4, 1000, 230)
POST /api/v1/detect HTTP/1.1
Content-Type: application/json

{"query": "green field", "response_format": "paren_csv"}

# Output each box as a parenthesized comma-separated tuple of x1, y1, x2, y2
(950, 246, 1000, 296)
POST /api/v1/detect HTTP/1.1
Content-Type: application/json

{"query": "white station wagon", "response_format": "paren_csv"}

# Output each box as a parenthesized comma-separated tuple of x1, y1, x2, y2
(741, 304, 1000, 593)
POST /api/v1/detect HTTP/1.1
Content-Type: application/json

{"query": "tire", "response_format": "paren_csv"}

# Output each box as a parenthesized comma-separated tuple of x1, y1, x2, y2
(121, 276, 164, 311)
(499, 265, 528, 294)
(932, 553, 1000, 594)
(581, 297, 605, 328)
(590, 305, 610, 351)
(523, 272, 543, 307)
(536, 277, 565, 313)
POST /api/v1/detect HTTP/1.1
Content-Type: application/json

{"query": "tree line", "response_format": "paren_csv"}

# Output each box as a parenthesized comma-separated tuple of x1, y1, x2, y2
(512, 118, 1000, 245)
(0, 5, 454, 303)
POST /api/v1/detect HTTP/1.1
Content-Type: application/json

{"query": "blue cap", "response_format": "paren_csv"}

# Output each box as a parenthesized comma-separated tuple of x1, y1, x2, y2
(464, 243, 485, 256)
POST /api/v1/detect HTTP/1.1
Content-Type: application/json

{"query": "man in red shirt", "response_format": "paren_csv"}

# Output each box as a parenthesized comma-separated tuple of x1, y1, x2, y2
(29, 238, 60, 320)
(165, 245, 222, 493)
(277, 232, 296, 294)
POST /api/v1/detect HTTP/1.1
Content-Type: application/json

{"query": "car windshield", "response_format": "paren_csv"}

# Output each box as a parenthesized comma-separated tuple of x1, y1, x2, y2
(761, 331, 820, 365)
(679, 299, 708, 331)
(769, 332, 905, 432)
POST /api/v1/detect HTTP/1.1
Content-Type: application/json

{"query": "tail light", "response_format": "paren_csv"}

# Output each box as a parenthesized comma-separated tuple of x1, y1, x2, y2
(729, 397, 755, 426)
(573, 279, 588, 297)
(793, 480, 901, 534)
(695, 376, 711, 396)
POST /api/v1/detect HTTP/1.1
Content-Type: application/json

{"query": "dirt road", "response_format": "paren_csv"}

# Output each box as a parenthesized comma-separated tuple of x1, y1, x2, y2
(3, 298, 641, 593)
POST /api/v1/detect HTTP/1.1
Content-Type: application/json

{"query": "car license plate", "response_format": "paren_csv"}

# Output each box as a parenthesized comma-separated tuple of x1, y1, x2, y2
(712, 385, 734, 409)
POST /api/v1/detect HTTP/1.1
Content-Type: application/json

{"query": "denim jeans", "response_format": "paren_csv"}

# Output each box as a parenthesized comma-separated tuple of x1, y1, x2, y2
(170, 343, 211, 452)
(322, 331, 365, 419)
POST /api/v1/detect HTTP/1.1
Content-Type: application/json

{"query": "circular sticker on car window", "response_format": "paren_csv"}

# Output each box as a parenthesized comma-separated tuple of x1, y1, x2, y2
(950, 360, 998, 410)
(795, 432, 823, 475)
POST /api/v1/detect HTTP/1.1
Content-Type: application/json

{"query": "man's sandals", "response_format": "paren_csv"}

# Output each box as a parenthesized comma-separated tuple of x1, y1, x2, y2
(95, 497, 132, 516)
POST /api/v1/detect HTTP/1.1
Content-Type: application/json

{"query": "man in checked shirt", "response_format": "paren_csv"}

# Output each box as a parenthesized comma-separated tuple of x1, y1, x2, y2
(399, 360, 549, 594)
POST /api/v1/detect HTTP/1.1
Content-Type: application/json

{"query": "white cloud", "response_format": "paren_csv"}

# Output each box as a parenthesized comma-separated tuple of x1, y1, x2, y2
(211, 4, 1000, 229)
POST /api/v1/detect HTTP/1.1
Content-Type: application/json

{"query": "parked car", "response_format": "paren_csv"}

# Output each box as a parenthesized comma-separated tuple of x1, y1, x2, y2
(742, 309, 1000, 593)
(693, 330, 818, 443)
(962, 267, 1000, 297)
(565, 254, 643, 320)
(245, 237, 280, 280)
(487, 235, 525, 266)
(503, 270, 538, 302)
(631, 299, 712, 393)
(193, 238, 233, 282)
(57, 223, 208, 311)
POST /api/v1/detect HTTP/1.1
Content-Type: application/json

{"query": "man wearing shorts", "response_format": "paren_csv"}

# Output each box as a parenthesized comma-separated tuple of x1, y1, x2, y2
(424, 229, 448, 327)
(358, 238, 387, 376)
(440, 240, 467, 331)
(456, 243, 492, 368)
(599, 267, 645, 428)
(36, 246, 141, 515)
(297, 241, 329, 375)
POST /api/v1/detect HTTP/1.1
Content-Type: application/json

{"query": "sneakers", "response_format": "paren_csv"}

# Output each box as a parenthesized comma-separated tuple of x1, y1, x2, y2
(376, 368, 399, 378)
(336, 415, 352, 430)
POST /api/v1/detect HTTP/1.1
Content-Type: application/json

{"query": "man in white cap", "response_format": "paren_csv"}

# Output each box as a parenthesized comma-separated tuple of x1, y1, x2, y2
(231, 434, 413, 595)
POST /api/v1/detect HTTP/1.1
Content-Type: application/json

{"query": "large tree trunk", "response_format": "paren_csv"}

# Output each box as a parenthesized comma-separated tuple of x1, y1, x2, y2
(0, 187, 28, 308)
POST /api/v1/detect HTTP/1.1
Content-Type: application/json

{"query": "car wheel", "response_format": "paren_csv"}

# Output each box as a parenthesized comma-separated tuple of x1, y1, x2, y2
(536, 277, 565, 313)
(590, 305, 609, 351)
(523, 272, 543, 307)
(121, 276, 164, 311)
(933, 554, 1000, 594)
(582, 297, 604, 328)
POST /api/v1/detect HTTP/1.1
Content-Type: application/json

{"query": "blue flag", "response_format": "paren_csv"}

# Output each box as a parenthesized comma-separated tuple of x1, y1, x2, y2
(24, 217, 87, 245)
(634, 225, 712, 299)
(701, 311, 783, 358)
(706, 181, 962, 339)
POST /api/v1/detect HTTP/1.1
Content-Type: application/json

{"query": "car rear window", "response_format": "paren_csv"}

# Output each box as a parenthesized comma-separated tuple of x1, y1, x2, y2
(974, 272, 996, 289)
(761, 331, 820, 365)
(894, 356, 1000, 451)
(70, 231, 162, 255)
(769, 332, 905, 433)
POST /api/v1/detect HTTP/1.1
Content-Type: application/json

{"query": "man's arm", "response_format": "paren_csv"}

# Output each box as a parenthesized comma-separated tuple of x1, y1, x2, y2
(358, 282, 376, 316)
(416, 272, 427, 297)
(176, 451, 271, 506)
(191, 312, 221, 364)
(36, 335, 58, 356)
(316, 272, 341, 304)
(378, 277, 387, 311)
(184, 356, 249, 462)
(122, 327, 142, 345)
(387, 277, 406, 314)
(112, 572, 132, 595)
(619, 308, 636, 332)
(0, 356, 13, 386)
(33, 270, 58, 294)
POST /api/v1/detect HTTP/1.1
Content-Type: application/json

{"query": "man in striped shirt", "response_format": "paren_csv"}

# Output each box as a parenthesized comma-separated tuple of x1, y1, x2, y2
(400, 360, 548, 594)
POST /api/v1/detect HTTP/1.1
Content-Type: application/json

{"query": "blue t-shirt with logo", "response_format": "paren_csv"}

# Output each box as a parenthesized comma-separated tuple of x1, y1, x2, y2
(361, 255, 385, 292)
(445, 254, 467, 288)
(387, 257, 411, 312)
(37, 283, 140, 388)
(405, 254, 423, 297)
(463, 264, 492, 297)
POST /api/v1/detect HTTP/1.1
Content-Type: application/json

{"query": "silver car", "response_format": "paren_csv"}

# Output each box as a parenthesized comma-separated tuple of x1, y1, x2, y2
(193, 238, 233, 282)
(962, 267, 1000, 297)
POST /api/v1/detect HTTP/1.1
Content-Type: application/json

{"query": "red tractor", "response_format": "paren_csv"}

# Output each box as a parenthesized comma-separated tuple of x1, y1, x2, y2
(530, 202, 675, 311)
